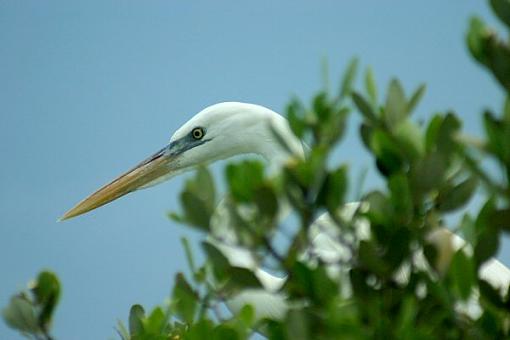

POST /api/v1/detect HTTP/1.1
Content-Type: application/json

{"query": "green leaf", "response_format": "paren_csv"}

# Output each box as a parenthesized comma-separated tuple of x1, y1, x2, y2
(358, 240, 390, 277)
(436, 113, 461, 156)
(339, 57, 359, 100)
(393, 120, 424, 161)
(479, 279, 506, 309)
(179, 167, 216, 231)
(226, 160, 265, 202)
(172, 273, 198, 324)
(32, 271, 60, 330)
(317, 165, 348, 214)
(504, 95, 510, 122)
(129, 304, 145, 336)
(370, 129, 404, 176)
(406, 84, 426, 115)
(2, 295, 39, 334)
(489, 208, 510, 231)
(181, 191, 212, 231)
(212, 325, 239, 340)
(253, 184, 279, 221)
(285, 309, 310, 340)
(467, 17, 489, 64)
(449, 250, 475, 300)
(225, 267, 263, 291)
(490, 0, 510, 28)
(142, 307, 166, 335)
(483, 110, 510, 164)
(384, 79, 407, 127)
(424, 114, 443, 152)
(186, 319, 215, 340)
(389, 174, 413, 223)
(410, 152, 447, 197)
(237, 304, 255, 328)
(202, 242, 231, 282)
(353, 92, 378, 124)
(437, 176, 478, 212)
(116, 319, 130, 340)
(286, 98, 307, 139)
(364, 66, 378, 108)
(474, 199, 500, 265)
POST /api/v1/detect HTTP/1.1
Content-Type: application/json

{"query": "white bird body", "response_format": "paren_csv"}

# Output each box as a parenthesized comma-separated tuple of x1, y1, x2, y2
(61, 102, 510, 323)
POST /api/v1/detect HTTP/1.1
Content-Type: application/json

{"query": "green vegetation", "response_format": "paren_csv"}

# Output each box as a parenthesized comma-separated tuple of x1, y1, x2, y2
(4, 1, 510, 339)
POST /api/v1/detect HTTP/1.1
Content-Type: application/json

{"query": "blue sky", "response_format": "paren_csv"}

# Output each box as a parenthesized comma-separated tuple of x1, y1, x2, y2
(1, 1, 508, 338)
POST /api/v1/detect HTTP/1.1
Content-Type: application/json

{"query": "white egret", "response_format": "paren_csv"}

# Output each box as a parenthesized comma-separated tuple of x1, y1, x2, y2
(61, 102, 510, 321)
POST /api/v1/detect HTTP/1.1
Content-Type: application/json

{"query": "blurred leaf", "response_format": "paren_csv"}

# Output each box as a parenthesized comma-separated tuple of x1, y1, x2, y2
(254, 184, 279, 222)
(365, 66, 378, 108)
(285, 309, 310, 340)
(479, 279, 506, 309)
(425, 114, 444, 152)
(475, 199, 501, 265)
(237, 305, 255, 328)
(2, 295, 39, 334)
(202, 242, 230, 282)
(467, 17, 490, 64)
(313, 92, 330, 121)
(286, 98, 307, 139)
(226, 160, 265, 202)
(129, 304, 145, 336)
(186, 319, 215, 340)
(371, 129, 404, 176)
(489, 208, 510, 231)
(179, 167, 216, 231)
(389, 174, 413, 223)
(317, 165, 348, 214)
(410, 152, 447, 197)
(172, 273, 198, 324)
(225, 267, 263, 291)
(181, 191, 212, 231)
(353, 92, 378, 125)
(212, 325, 239, 340)
(483, 110, 510, 164)
(364, 190, 391, 226)
(116, 319, 130, 340)
(384, 79, 407, 127)
(490, 0, 510, 28)
(339, 57, 359, 100)
(437, 176, 478, 212)
(393, 120, 424, 161)
(406, 84, 426, 115)
(287, 262, 337, 306)
(449, 250, 475, 300)
(143, 307, 166, 335)
(467, 16, 510, 92)
(358, 241, 390, 277)
(437, 113, 461, 156)
(32, 271, 60, 331)
(359, 123, 373, 150)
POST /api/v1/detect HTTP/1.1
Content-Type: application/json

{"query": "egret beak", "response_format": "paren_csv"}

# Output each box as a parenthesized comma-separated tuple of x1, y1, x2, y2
(60, 146, 173, 221)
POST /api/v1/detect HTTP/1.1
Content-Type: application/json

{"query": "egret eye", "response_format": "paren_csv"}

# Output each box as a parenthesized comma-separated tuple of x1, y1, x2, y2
(191, 127, 205, 140)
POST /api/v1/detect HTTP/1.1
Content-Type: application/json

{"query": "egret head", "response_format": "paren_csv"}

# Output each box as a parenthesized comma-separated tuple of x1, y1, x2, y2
(60, 102, 301, 221)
